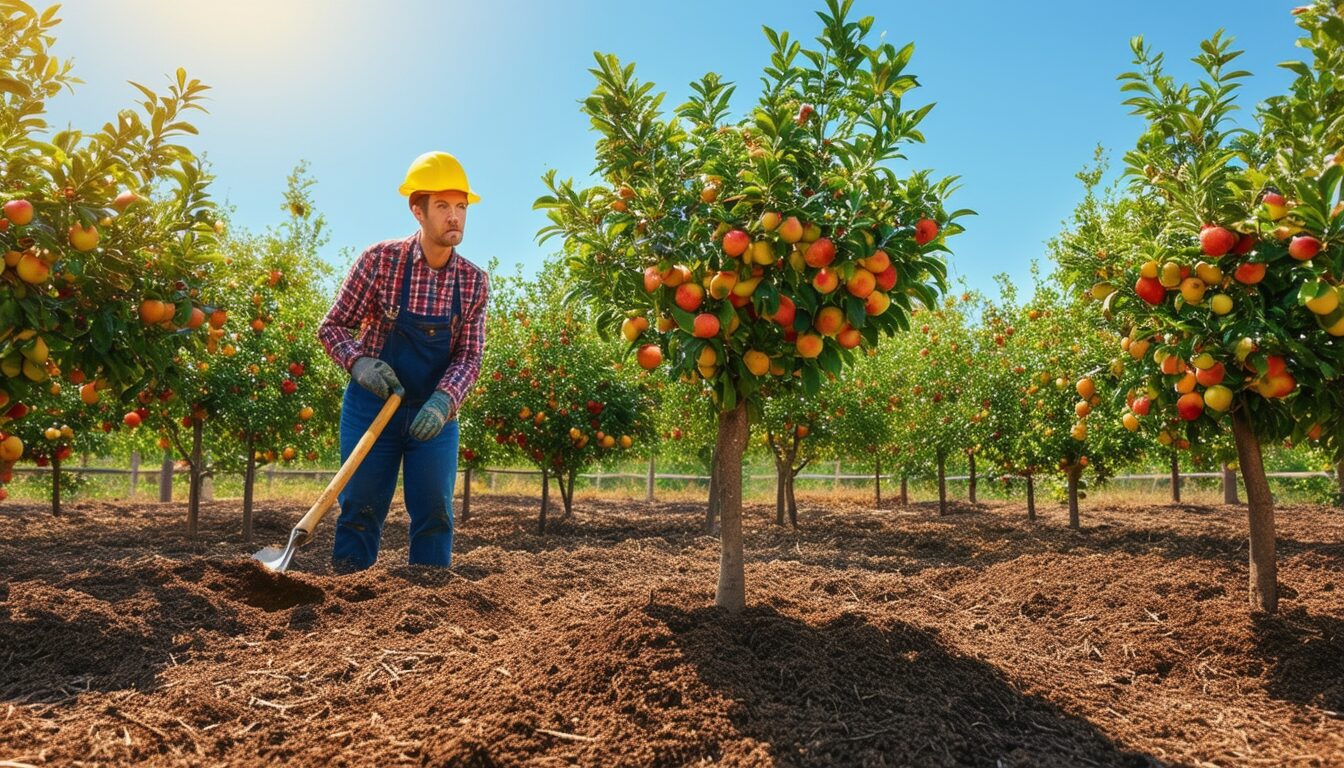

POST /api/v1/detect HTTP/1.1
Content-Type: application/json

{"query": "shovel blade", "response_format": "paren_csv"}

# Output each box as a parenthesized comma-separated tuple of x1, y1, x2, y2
(251, 528, 306, 573)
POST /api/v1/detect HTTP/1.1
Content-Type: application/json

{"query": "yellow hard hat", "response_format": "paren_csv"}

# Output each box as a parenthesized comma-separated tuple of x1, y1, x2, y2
(398, 151, 480, 203)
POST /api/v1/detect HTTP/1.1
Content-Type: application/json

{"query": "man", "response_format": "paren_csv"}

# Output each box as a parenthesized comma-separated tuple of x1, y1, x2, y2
(318, 151, 488, 572)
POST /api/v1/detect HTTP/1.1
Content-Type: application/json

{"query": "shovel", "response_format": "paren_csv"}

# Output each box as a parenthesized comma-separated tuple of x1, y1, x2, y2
(253, 392, 402, 572)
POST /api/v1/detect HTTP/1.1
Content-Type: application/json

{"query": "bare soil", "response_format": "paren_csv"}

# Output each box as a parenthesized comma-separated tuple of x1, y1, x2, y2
(1, 493, 1341, 767)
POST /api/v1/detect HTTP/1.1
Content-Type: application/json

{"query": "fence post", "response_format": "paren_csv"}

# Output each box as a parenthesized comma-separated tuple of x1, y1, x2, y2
(201, 451, 214, 503)
(646, 456, 656, 502)
(129, 450, 140, 498)
(1222, 464, 1239, 505)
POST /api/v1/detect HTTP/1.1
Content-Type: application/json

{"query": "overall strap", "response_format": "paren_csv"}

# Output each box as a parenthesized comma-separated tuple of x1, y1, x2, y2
(451, 265, 462, 322)
(397, 243, 416, 311)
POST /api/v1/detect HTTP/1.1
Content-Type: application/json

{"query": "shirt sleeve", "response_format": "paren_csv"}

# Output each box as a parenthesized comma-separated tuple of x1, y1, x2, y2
(436, 268, 489, 413)
(319, 246, 379, 372)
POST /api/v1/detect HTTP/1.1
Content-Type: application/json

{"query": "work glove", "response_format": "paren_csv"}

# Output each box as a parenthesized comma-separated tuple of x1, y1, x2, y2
(351, 356, 403, 400)
(410, 390, 454, 441)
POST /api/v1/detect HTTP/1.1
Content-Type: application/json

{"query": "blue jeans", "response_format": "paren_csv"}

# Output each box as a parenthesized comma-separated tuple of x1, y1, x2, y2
(332, 383, 458, 572)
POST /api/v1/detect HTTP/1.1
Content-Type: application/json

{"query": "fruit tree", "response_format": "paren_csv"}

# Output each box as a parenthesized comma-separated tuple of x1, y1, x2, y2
(535, 0, 965, 610)
(0, 4, 220, 504)
(1065, 11, 1344, 613)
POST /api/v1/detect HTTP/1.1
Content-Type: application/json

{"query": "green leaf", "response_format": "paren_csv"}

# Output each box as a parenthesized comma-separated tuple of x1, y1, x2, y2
(1298, 280, 1327, 306)
(802, 365, 821, 395)
(846, 296, 866, 329)
(716, 301, 736, 330)
(819, 344, 841, 376)
(670, 306, 695, 333)
(794, 309, 812, 333)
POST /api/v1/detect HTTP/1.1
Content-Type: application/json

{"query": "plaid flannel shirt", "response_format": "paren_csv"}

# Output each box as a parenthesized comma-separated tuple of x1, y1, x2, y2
(319, 233, 489, 413)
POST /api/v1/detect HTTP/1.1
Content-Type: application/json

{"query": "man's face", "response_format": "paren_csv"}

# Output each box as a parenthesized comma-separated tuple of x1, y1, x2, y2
(413, 190, 469, 249)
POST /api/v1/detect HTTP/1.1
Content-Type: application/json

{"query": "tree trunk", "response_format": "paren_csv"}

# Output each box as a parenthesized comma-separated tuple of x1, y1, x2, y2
(900, 475, 908, 506)
(705, 445, 720, 535)
(562, 469, 576, 519)
(786, 469, 798, 529)
(538, 467, 549, 535)
(1067, 466, 1081, 530)
(1170, 450, 1181, 504)
(242, 434, 256, 543)
(713, 402, 748, 613)
(874, 457, 881, 506)
(775, 457, 786, 526)
(187, 419, 203, 538)
(1335, 460, 1343, 507)
(461, 467, 472, 522)
(1231, 407, 1278, 614)
(1222, 464, 1240, 506)
(159, 450, 173, 502)
(1026, 473, 1036, 522)
(967, 452, 977, 504)
(50, 456, 61, 517)
(556, 468, 570, 519)
(937, 450, 947, 516)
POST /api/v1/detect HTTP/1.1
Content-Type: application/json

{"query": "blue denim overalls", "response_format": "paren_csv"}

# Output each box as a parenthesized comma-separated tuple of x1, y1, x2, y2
(332, 250, 461, 572)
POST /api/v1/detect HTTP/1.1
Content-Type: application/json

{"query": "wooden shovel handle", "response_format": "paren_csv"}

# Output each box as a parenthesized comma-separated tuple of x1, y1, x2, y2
(294, 393, 401, 535)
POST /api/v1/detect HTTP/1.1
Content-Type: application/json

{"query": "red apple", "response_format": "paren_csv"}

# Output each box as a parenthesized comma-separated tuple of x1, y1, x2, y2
(1135, 276, 1165, 305)
(1199, 226, 1237, 257)
(1194, 362, 1225, 387)
(1289, 235, 1320, 261)
(722, 230, 750, 258)
(770, 294, 796, 327)
(113, 191, 139, 211)
(1227, 233, 1255, 255)
(1234, 262, 1266, 285)
(675, 283, 704, 312)
(692, 313, 721, 338)
(804, 237, 835, 268)
(875, 265, 897, 291)
(914, 218, 938, 245)
(3, 199, 34, 225)
(1176, 392, 1204, 421)
(642, 266, 663, 293)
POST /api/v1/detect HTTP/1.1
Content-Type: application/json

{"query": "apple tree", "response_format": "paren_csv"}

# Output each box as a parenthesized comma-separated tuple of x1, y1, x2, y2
(0, 4, 220, 504)
(536, 0, 965, 610)
(759, 388, 831, 528)
(195, 166, 344, 539)
(980, 274, 1147, 525)
(887, 298, 980, 515)
(822, 358, 898, 506)
(469, 261, 656, 533)
(1064, 10, 1344, 612)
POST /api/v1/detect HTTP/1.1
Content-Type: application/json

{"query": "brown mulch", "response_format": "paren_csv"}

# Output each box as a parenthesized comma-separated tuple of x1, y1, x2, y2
(0, 492, 1341, 767)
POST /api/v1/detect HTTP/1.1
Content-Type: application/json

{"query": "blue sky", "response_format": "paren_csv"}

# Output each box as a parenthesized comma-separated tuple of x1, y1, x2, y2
(45, 1, 1302, 298)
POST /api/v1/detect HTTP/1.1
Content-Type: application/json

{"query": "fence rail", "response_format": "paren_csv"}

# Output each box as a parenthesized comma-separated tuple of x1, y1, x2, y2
(9, 466, 1337, 483)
